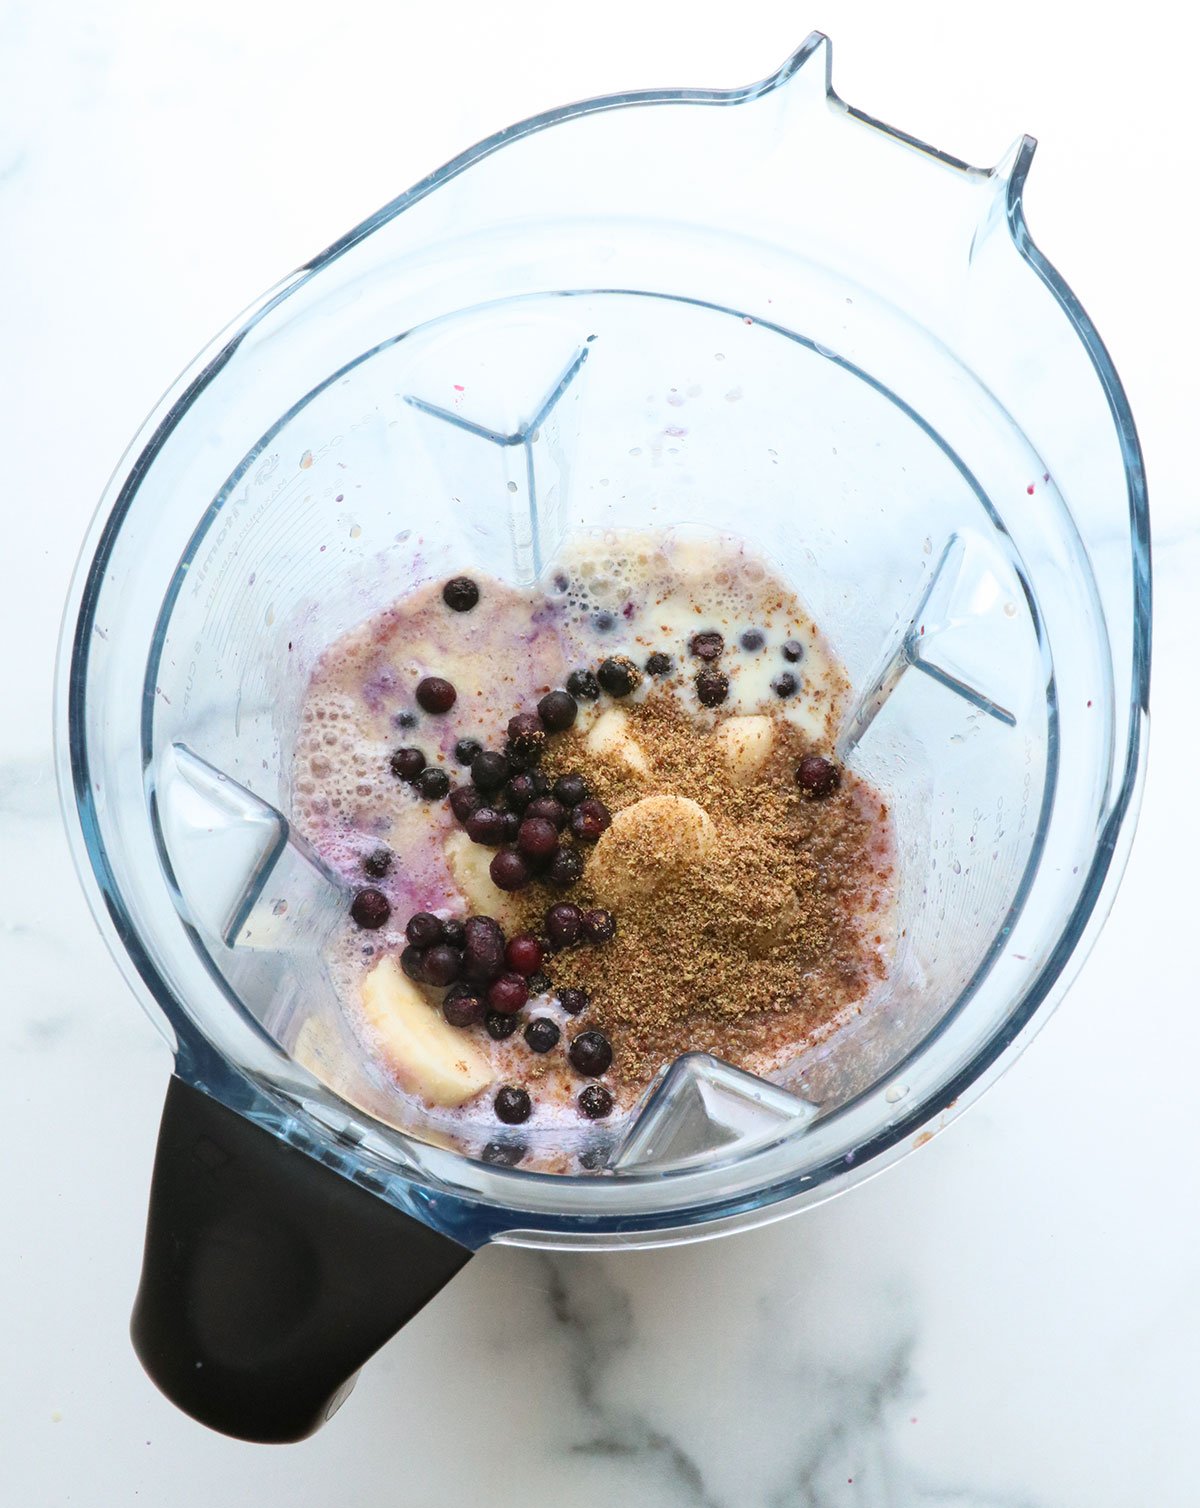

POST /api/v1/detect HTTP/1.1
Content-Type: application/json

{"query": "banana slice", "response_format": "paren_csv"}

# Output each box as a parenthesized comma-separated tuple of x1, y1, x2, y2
(714, 715, 774, 783)
(584, 707, 651, 777)
(589, 793, 714, 904)
(444, 829, 519, 924)
(360, 955, 492, 1106)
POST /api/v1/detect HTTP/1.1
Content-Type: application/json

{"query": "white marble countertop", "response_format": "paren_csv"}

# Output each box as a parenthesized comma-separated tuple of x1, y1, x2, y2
(2, 2, 1196, 1503)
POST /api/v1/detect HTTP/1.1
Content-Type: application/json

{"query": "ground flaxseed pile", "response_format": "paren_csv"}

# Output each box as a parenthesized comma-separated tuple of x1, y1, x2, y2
(518, 692, 894, 1093)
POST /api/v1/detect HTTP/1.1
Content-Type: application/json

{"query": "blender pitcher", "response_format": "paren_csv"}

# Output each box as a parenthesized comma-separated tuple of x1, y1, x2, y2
(56, 34, 1150, 1442)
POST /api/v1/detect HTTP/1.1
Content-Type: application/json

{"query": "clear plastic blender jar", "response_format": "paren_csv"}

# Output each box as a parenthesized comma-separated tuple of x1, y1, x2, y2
(56, 33, 1150, 1441)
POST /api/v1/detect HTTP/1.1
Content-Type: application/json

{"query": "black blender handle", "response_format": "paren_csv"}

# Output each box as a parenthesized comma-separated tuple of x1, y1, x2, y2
(131, 1075, 472, 1442)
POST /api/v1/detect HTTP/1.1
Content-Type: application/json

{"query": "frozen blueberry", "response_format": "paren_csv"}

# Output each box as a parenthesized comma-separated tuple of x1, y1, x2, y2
(463, 916, 506, 984)
(488, 973, 529, 1014)
(552, 773, 589, 808)
(400, 945, 428, 983)
(771, 672, 798, 699)
(454, 736, 483, 766)
(569, 798, 611, 843)
(442, 576, 480, 612)
(525, 795, 568, 829)
(466, 807, 507, 846)
(517, 817, 559, 861)
(578, 1143, 610, 1170)
(485, 1009, 521, 1040)
(547, 846, 584, 889)
(694, 669, 729, 707)
(490, 849, 533, 891)
(350, 888, 390, 929)
(362, 847, 392, 879)
(566, 668, 601, 701)
(500, 810, 521, 842)
(505, 934, 545, 976)
(568, 1030, 613, 1077)
(527, 971, 552, 996)
(422, 944, 463, 987)
(390, 746, 426, 782)
(442, 987, 483, 1029)
(441, 918, 466, 949)
(739, 628, 765, 651)
(393, 710, 418, 730)
(471, 750, 511, 792)
(481, 1139, 525, 1166)
(415, 676, 457, 714)
(578, 1084, 614, 1120)
(504, 772, 544, 811)
(781, 639, 805, 663)
(556, 986, 589, 1016)
(644, 651, 674, 676)
(545, 902, 583, 950)
(597, 656, 639, 697)
(524, 1018, 561, 1054)
(537, 689, 578, 732)
(449, 784, 484, 823)
(494, 1086, 532, 1125)
(582, 908, 616, 944)
(405, 912, 444, 949)
(592, 610, 616, 633)
(507, 712, 546, 761)
(689, 631, 724, 661)
(795, 754, 841, 799)
(416, 766, 450, 800)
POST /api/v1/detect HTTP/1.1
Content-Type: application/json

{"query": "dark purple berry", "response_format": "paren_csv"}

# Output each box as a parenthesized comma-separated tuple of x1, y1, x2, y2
(494, 1086, 532, 1125)
(507, 712, 546, 760)
(350, 888, 390, 929)
(463, 916, 505, 984)
(416, 766, 450, 800)
(485, 1010, 520, 1040)
(771, 672, 798, 699)
(394, 710, 418, 730)
(481, 1139, 524, 1166)
(781, 639, 805, 663)
(645, 651, 674, 676)
(547, 847, 585, 889)
(796, 754, 841, 799)
(454, 736, 482, 765)
(390, 746, 426, 782)
(695, 669, 729, 707)
(423, 944, 463, 987)
(524, 795, 567, 829)
(471, 750, 511, 792)
(487, 973, 529, 1014)
(578, 1084, 614, 1120)
(566, 669, 601, 701)
(546, 903, 583, 950)
(504, 772, 542, 811)
(524, 1018, 560, 1053)
(582, 908, 616, 944)
(405, 912, 444, 948)
(689, 631, 724, 661)
(505, 934, 545, 976)
(518, 817, 559, 861)
(739, 628, 765, 651)
(597, 656, 639, 697)
(362, 847, 392, 879)
(568, 1030, 613, 1077)
(490, 849, 532, 891)
(442, 576, 480, 612)
(500, 811, 521, 842)
(527, 971, 552, 995)
(465, 807, 506, 846)
(442, 983, 483, 1028)
(552, 773, 589, 808)
(449, 785, 483, 823)
(557, 987, 589, 1016)
(441, 918, 466, 949)
(537, 690, 578, 732)
(570, 798, 611, 843)
(578, 1144, 609, 1170)
(416, 676, 456, 714)
(400, 945, 428, 983)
